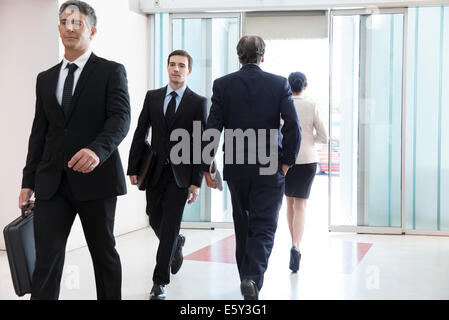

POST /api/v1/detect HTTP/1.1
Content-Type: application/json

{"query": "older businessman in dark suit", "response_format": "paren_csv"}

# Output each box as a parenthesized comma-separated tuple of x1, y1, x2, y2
(18, 1, 130, 300)
(203, 35, 301, 300)
(127, 50, 207, 300)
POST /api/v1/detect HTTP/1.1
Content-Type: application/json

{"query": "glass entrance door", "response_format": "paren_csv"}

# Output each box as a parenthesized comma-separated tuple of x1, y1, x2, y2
(329, 9, 406, 233)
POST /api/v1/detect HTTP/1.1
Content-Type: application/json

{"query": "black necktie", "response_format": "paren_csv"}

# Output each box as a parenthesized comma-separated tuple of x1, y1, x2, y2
(61, 63, 78, 118)
(165, 91, 178, 127)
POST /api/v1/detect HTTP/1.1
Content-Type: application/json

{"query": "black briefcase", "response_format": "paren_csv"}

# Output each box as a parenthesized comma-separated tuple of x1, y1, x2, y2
(3, 202, 36, 296)
(137, 142, 158, 191)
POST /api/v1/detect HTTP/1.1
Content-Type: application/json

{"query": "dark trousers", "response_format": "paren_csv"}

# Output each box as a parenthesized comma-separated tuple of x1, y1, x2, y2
(227, 171, 285, 291)
(31, 174, 122, 300)
(146, 164, 188, 285)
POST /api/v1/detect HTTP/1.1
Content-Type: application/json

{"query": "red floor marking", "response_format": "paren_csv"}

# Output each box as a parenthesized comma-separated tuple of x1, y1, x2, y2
(339, 242, 373, 274)
(185, 235, 372, 273)
(185, 234, 236, 264)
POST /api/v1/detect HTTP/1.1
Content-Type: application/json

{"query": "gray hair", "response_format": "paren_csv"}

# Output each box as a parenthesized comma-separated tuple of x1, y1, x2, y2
(59, 0, 97, 27)
(236, 35, 265, 65)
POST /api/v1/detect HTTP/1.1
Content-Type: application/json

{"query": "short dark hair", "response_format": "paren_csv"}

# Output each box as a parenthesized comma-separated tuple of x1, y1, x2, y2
(236, 35, 265, 65)
(59, 0, 97, 27)
(167, 50, 193, 71)
(288, 72, 308, 93)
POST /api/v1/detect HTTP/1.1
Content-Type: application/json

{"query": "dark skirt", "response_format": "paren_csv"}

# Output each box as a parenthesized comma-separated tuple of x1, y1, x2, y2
(285, 163, 317, 199)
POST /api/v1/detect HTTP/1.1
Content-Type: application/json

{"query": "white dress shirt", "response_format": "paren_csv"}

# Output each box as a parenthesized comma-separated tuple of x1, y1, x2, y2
(56, 50, 92, 106)
(293, 96, 328, 164)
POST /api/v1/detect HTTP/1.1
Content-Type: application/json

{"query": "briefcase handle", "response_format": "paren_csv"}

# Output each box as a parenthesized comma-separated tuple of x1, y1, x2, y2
(21, 200, 34, 218)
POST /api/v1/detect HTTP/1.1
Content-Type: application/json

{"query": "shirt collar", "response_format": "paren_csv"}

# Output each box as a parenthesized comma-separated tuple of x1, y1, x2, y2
(166, 84, 187, 98)
(62, 50, 92, 71)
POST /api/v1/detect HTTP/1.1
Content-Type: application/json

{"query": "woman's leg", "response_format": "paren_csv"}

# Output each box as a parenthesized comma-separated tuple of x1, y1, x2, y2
(292, 198, 307, 250)
(286, 196, 295, 245)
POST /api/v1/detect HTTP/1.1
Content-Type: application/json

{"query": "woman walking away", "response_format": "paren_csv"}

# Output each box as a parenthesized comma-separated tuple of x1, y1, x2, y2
(285, 72, 328, 272)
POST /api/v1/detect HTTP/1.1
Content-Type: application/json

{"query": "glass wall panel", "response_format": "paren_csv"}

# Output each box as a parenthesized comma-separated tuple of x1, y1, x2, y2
(406, 6, 449, 231)
(154, 13, 170, 88)
(330, 15, 359, 226)
(171, 16, 240, 222)
(357, 14, 403, 227)
(441, 6, 449, 230)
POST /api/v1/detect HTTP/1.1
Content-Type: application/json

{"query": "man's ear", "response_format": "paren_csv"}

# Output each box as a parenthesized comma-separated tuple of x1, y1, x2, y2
(90, 26, 97, 39)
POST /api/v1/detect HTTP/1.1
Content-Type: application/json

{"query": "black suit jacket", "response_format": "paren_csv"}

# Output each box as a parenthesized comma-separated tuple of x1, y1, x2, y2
(205, 64, 301, 180)
(22, 53, 131, 201)
(127, 86, 207, 189)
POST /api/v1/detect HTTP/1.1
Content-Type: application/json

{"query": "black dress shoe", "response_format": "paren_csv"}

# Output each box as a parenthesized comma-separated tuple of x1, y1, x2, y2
(150, 283, 166, 300)
(171, 234, 185, 274)
(289, 246, 301, 272)
(240, 279, 259, 300)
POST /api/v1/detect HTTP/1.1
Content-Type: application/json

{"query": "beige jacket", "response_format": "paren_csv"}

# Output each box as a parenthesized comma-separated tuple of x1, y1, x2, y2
(292, 96, 328, 164)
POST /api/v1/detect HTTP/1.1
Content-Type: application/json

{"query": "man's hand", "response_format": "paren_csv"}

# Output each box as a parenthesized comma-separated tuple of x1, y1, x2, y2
(204, 171, 218, 189)
(68, 148, 100, 174)
(282, 164, 290, 176)
(129, 175, 138, 185)
(18, 188, 34, 210)
(187, 185, 200, 204)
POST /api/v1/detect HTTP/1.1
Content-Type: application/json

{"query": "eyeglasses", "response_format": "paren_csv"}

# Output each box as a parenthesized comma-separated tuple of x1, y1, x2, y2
(59, 19, 84, 29)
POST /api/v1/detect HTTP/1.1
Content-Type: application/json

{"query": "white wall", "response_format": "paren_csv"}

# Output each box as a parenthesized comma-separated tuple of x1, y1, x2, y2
(0, 0, 59, 250)
(0, 0, 150, 250)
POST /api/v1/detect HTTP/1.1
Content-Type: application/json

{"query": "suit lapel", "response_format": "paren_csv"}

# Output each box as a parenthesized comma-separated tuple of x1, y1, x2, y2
(65, 53, 99, 125)
(157, 86, 168, 134)
(48, 62, 65, 123)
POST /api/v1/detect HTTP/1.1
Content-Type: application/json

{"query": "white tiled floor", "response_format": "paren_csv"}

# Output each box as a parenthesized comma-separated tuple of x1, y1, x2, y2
(3, 215, 449, 300)
(2, 175, 449, 300)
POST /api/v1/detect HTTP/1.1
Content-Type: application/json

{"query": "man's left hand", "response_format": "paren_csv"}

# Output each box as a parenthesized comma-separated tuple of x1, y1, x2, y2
(68, 148, 100, 174)
(187, 185, 200, 204)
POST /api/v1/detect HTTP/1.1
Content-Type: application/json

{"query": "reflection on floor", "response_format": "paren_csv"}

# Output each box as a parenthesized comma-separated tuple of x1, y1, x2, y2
(335, 241, 373, 274)
(184, 235, 373, 275)
(1, 176, 449, 300)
